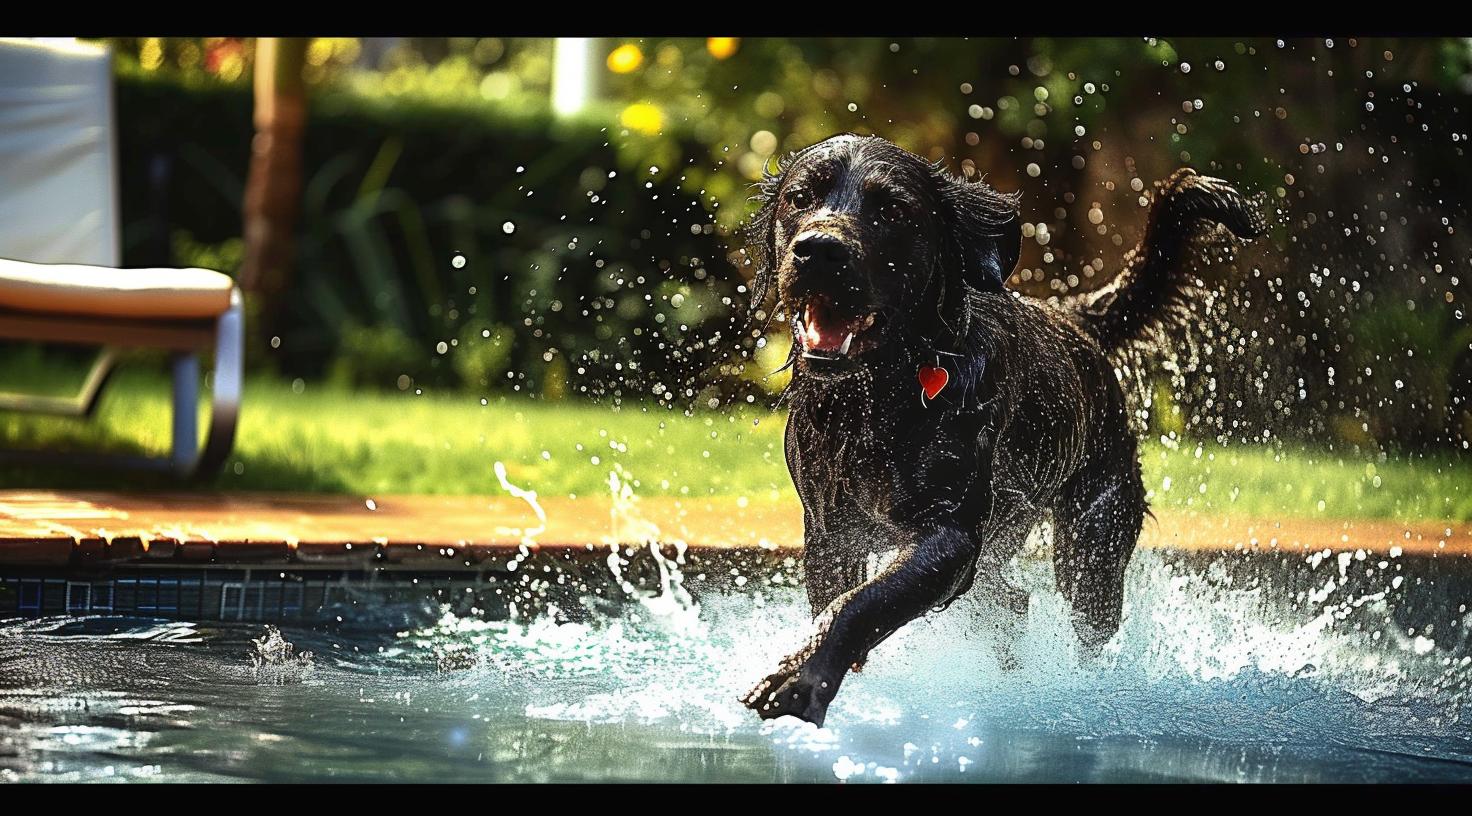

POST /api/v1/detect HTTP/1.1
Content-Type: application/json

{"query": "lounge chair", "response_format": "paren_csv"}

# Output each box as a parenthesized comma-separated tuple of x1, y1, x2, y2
(0, 38, 242, 479)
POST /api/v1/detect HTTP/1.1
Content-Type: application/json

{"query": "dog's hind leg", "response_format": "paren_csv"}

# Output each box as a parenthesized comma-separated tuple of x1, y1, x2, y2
(1051, 467, 1145, 659)
(966, 515, 1037, 671)
(953, 486, 1045, 670)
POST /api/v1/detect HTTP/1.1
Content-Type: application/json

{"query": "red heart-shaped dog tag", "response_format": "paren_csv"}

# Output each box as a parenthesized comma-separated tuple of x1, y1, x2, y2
(918, 365, 949, 401)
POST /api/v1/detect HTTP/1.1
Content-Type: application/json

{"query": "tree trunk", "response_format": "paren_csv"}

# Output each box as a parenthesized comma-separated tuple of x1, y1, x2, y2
(240, 37, 308, 344)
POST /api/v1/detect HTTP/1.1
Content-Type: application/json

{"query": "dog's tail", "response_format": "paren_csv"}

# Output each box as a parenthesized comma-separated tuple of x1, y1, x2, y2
(1070, 168, 1266, 356)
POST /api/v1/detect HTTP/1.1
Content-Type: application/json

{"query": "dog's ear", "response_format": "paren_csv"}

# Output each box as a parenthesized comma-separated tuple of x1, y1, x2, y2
(743, 151, 792, 326)
(933, 166, 1022, 293)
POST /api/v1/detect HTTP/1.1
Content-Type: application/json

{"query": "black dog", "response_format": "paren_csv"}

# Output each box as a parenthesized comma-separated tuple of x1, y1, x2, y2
(738, 134, 1263, 726)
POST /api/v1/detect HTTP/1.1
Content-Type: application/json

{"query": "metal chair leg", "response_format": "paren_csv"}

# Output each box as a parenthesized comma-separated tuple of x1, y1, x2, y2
(0, 348, 118, 416)
(80, 348, 120, 418)
(170, 351, 199, 474)
(189, 289, 243, 480)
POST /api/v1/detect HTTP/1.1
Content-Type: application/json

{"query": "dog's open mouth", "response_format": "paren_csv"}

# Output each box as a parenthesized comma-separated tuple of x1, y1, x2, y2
(794, 296, 886, 362)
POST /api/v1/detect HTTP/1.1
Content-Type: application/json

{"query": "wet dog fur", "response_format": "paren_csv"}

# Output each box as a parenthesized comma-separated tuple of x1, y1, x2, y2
(738, 134, 1264, 726)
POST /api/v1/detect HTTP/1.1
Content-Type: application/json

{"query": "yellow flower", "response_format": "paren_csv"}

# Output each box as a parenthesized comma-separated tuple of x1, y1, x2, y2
(607, 44, 644, 74)
(306, 38, 335, 66)
(620, 103, 664, 135)
(706, 37, 739, 60)
(140, 38, 164, 71)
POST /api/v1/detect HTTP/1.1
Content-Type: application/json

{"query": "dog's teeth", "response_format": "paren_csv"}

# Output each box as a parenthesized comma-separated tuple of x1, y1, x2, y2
(839, 332, 854, 355)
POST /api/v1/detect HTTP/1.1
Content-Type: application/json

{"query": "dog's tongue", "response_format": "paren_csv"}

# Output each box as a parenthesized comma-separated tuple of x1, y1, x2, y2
(801, 301, 854, 352)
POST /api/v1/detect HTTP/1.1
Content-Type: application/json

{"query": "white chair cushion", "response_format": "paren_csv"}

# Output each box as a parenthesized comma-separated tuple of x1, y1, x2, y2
(0, 258, 235, 320)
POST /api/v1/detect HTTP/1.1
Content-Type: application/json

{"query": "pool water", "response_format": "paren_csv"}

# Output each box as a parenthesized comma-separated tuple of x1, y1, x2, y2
(2, 548, 1470, 783)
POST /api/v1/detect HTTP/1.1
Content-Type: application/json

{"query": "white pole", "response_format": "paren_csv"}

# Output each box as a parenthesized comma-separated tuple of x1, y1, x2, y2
(551, 37, 594, 116)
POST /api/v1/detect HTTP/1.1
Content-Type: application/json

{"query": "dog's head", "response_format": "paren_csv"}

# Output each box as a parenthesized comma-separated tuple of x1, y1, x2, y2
(748, 134, 1021, 379)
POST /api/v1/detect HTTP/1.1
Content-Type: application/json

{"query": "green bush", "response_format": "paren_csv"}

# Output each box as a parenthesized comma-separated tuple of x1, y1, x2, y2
(326, 323, 421, 391)
(452, 322, 515, 390)
(113, 65, 754, 411)
(1344, 300, 1472, 451)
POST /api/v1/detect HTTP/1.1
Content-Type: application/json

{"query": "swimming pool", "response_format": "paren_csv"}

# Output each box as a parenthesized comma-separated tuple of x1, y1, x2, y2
(2, 547, 1469, 783)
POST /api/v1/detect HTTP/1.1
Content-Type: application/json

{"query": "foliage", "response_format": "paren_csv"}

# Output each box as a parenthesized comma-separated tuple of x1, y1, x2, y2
(453, 322, 517, 391)
(326, 323, 420, 391)
(110, 61, 750, 414)
(1345, 300, 1472, 451)
(95, 36, 1472, 453)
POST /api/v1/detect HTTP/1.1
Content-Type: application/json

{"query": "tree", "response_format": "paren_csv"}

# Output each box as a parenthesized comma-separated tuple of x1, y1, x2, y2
(240, 37, 309, 345)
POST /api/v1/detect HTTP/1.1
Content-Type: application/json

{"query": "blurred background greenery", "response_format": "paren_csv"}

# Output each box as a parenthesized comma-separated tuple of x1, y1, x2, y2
(8, 37, 1472, 479)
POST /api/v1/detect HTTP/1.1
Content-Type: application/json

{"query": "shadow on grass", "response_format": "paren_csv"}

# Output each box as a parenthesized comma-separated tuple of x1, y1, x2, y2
(0, 457, 353, 494)
(0, 437, 351, 494)
(1, 356, 353, 494)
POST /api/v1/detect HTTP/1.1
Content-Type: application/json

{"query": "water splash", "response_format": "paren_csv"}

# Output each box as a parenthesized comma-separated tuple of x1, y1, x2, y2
(388, 541, 1471, 781)
(248, 626, 314, 685)
(604, 466, 698, 629)
(2, 484, 1468, 781)
(492, 460, 547, 579)
(2, 543, 1469, 781)
(492, 460, 547, 546)
(385, 463, 1472, 778)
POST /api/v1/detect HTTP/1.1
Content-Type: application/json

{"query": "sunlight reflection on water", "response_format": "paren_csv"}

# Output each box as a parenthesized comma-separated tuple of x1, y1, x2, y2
(2, 544, 1468, 782)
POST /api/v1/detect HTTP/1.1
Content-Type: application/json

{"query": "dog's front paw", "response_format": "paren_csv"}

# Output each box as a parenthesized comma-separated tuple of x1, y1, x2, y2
(739, 666, 793, 710)
(740, 667, 837, 727)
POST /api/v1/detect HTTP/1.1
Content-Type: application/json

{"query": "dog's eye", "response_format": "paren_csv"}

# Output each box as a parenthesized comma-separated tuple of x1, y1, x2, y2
(879, 201, 907, 223)
(786, 189, 814, 210)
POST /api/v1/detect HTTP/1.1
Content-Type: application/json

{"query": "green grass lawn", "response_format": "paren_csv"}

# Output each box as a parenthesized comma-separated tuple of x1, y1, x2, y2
(3, 357, 1471, 522)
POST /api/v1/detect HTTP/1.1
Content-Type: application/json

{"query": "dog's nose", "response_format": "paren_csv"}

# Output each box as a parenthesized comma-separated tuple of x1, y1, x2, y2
(792, 232, 851, 267)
